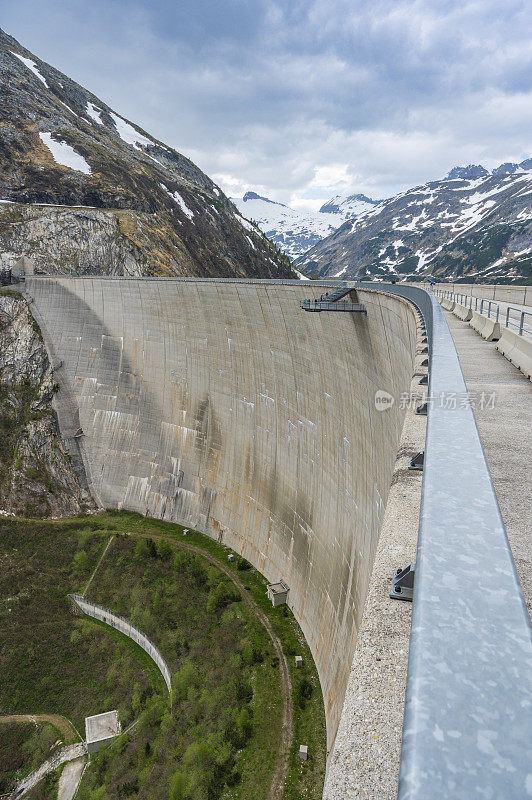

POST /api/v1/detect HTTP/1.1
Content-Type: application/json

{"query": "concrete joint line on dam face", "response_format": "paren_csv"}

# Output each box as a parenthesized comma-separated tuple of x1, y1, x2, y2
(25, 277, 532, 799)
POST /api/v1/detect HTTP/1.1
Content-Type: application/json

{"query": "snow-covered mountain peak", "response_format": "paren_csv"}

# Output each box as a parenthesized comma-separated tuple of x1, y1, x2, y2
(445, 164, 489, 181)
(231, 192, 342, 259)
(242, 191, 285, 206)
(319, 192, 378, 217)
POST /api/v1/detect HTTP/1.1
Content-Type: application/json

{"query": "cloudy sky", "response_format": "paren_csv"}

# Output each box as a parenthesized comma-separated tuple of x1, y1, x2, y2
(3, 0, 531, 209)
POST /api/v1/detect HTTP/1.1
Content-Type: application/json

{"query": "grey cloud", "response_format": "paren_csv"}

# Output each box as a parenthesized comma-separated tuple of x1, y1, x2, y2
(2, 0, 531, 205)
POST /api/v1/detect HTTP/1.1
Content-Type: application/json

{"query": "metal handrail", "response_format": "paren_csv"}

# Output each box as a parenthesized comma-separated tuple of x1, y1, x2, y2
(300, 300, 366, 312)
(435, 290, 531, 336)
(360, 282, 531, 800)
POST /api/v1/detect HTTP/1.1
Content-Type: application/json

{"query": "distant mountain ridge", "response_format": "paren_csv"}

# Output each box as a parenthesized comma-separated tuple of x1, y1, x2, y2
(232, 191, 377, 259)
(0, 28, 293, 278)
(445, 159, 532, 181)
(296, 162, 532, 283)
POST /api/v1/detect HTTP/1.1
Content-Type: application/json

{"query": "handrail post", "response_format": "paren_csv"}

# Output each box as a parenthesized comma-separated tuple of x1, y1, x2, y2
(496, 304, 499, 323)
(506, 306, 510, 328)
(519, 311, 524, 336)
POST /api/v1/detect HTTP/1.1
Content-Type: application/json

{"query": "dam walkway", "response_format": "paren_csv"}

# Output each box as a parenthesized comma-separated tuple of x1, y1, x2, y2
(442, 307, 532, 611)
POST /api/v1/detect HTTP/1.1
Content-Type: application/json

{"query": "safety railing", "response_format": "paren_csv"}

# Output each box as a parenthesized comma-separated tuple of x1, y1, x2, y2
(359, 282, 531, 800)
(435, 289, 532, 337)
(300, 300, 366, 312)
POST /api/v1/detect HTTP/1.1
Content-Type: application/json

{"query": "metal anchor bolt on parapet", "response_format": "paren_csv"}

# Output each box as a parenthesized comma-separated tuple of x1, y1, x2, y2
(408, 451, 424, 471)
(390, 563, 415, 601)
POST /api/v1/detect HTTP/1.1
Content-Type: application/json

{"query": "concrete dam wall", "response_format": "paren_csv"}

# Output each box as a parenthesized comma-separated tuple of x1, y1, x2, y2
(27, 277, 417, 750)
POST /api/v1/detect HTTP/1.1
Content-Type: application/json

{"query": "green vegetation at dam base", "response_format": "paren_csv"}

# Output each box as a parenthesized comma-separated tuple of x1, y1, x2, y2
(0, 719, 63, 795)
(0, 511, 326, 800)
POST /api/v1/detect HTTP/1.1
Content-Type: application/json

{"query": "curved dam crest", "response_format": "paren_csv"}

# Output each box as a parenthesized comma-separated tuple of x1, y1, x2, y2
(27, 277, 417, 751)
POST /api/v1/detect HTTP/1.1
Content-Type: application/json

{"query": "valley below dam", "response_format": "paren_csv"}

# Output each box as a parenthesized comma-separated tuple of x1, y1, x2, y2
(26, 277, 418, 751)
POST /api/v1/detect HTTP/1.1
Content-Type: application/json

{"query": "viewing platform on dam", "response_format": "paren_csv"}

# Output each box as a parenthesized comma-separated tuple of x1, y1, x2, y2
(300, 299, 366, 312)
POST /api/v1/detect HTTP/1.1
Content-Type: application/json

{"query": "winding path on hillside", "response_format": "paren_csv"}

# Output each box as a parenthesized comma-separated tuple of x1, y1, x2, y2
(0, 714, 80, 745)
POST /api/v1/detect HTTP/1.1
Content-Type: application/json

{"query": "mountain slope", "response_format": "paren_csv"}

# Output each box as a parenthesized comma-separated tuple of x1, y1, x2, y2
(296, 164, 532, 283)
(0, 29, 293, 279)
(231, 191, 376, 260)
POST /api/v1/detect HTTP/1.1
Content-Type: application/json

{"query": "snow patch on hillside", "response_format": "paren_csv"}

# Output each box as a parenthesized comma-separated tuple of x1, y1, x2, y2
(234, 213, 257, 233)
(58, 100, 80, 119)
(11, 52, 49, 87)
(333, 265, 348, 277)
(86, 102, 103, 125)
(110, 112, 152, 150)
(160, 184, 195, 220)
(38, 133, 91, 175)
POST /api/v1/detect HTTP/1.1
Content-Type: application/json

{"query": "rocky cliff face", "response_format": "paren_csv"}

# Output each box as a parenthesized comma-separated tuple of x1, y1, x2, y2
(0, 290, 93, 516)
(0, 29, 293, 279)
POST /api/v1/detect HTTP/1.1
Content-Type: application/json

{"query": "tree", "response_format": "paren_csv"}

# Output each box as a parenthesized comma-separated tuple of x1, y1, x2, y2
(169, 770, 186, 800)
(156, 539, 172, 561)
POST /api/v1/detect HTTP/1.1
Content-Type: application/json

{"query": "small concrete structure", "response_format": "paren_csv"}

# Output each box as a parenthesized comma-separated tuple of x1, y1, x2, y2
(496, 327, 532, 380)
(85, 711, 121, 753)
(267, 580, 289, 607)
(299, 745, 308, 761)
(14, 255, 34, 277)
(452, 303, 473, 321)
(295, 655, 303, 668)
(469, 310, 501, 341)
(227, 553, 235, 562)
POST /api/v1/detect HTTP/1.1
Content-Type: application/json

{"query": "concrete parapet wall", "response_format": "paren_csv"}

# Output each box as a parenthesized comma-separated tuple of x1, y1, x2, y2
(469, 310, 501, 341)
(496, 327, 532, 380)
(452, 302, 473, 321)
(28, 278, 417, 750)
(70, 594, 172, 692)
(440, 298, 455, 311)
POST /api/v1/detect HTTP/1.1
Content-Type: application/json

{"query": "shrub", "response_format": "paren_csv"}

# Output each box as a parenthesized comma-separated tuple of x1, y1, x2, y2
(156, 539, 172, 561)
(70, 629, 82, 645)
(168, 770, 186, 800)
(135, 538, 157, 560)
(296, 677, 313, 709)
(173, 661, 198, 702)
(206, 582, 241, 613)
